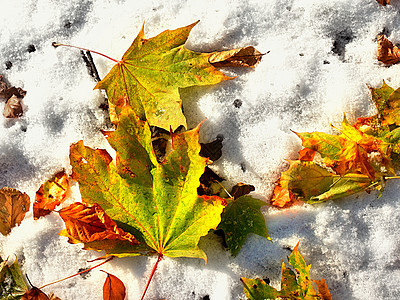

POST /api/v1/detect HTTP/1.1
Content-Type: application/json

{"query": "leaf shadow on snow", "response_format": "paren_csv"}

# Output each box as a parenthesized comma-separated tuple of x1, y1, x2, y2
(0, 143, 36, 188)
(0, 0, 94, 72)
(180, 79, 250, 170)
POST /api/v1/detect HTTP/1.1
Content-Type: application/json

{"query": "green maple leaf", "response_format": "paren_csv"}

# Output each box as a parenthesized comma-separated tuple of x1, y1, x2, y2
(0, 256, 28, 299)
(241, 241, 332, 300)
(94, 21, 232, 131)
(61, 104, 225, 260)
(218, 195, 270, 256)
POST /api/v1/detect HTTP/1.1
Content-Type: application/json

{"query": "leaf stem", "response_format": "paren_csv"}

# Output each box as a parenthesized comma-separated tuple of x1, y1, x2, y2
(140, 253, 163, 300)
(38, 256, 113, 290)
(52, 42, 119, 63)
(217, 181, 233, 198)
(384, 176, 400, 180)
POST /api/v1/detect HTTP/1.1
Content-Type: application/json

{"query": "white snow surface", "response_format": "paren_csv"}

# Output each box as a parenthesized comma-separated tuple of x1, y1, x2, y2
(1, 0, 400, 299)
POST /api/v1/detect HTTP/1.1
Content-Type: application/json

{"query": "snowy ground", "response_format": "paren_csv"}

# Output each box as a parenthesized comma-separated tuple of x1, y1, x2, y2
(1, 0, 400, 299)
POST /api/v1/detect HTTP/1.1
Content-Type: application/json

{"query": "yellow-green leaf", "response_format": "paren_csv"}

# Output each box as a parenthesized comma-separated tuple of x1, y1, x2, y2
(66, 104, 225, 260)
(94, 22, 232, 130)
(241, 241, 332, 300)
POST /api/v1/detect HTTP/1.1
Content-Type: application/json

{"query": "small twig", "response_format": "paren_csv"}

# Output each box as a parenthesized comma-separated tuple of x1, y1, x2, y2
(38, 257, 114, 290)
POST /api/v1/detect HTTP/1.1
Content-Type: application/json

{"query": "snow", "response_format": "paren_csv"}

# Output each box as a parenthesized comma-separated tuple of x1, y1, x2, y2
(1, 0, 400, 299)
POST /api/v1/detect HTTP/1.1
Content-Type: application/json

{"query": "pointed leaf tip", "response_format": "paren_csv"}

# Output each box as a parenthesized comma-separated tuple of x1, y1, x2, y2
(102, 271, 126, 300)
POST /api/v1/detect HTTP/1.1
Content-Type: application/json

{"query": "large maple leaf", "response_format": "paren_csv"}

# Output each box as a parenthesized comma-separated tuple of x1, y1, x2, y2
(94, 22, 260, 131)
(60, 104, 225, 260)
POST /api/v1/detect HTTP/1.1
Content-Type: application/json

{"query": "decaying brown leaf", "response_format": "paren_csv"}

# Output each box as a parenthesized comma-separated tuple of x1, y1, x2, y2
(21, 287, 50, 300)
(34, 171, 69, 220)
(313, 279, 333, 300)
(209, 46, 263, 68)
(377, 35, 400, 65)
(3, 95, 23, 118)
(0, 187, 30, 235)
(200, 136, 223, 162)
(231, 182, 255, 199)
(48, 293, 61, 300)
(0, 74, 26, 118)
(377, 0, 390, 6)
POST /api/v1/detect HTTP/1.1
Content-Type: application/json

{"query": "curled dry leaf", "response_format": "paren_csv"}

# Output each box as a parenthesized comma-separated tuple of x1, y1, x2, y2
(209, 46, 263, 68)
(3, 95, 23, 118)
(377, 35, 400, 65)
(230, 182, 255, 199)
(0, 187, 30, 235)
(22, 287, 50, 300)
(0, 75, 26, 100)
(199, 136, 223, 162)
(34, 170, 69, 220)
(102, 271, 126, 300)
(377, 0, 390, 6)
(59, 202, 139, 247)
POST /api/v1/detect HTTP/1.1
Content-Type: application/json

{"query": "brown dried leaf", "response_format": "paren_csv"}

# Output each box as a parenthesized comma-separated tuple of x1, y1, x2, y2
(0, 187, 30, 235)
(59, 202, 139, 245)
(377, 35, 400, 65)
(102, 271, 126, 300)
(48, 293, 61, 300)
(313, 279, 333, 300)
(377, 0, 390, 6)
(34, 171, 69, 220)
(0, 75, 26, 101)
(209, 46, 262, 68)
(231, 182, 255, 199)
(200, 136, 223, 162)
(3, 95, 23, 118)
(21, 287, 50, 300)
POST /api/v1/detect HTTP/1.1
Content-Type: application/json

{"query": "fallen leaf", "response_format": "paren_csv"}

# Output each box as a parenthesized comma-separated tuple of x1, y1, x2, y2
(270, 184, 298, 208)
(377, 34, 400, 65)
(377, 0, 390, 6)
(0, 255, 29, 298)
(34, 171, 69, 220)
(298, 148, 316, 161)
(48, 293, 61, 300)
(241, 241, 331, 300)
(59, 202, 139, 247)
(102, 271, 126, 300)
(280, 160, 374, 203)
(208, 46, 262, 68)
(297, 115, 392, 181)
(218, 195, 269, 256)
(3, 95, 23, 118)
(0, 75, 26, 101)
(198, 166, 225, 197)
(230, 182, 255, 199)
(0, 187, 30, 235)
(199, 136, 223, 162)
(62, 104, 225, 259)
(22, 287, 50, 300)
(94, 22, 260, 130)
(313, 279, 332, 300)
